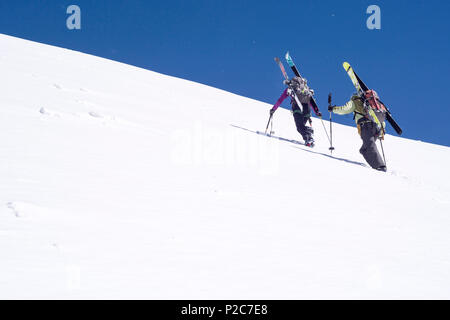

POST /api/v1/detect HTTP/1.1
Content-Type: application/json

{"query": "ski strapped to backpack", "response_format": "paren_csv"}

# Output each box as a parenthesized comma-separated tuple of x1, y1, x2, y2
(342, 62, 402, 135)
(274, 57, 304, 113)
(343, 62, 384, 131)
(285, 52, 321, 116)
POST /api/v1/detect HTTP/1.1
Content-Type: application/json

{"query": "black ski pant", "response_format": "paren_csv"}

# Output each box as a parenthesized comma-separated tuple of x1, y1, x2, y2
(359, 120, 385, 169)
(292, 102, 313, 143)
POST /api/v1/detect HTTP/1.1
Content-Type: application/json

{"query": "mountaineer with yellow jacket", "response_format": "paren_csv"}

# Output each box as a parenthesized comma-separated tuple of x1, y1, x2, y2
(328, 93, 387, 172)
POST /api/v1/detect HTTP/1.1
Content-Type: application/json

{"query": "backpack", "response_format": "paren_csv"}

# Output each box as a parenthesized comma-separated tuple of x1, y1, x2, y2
(352, 90, 387, 124)
(290, 77, 313, 104)
(364, 90, 387, 124)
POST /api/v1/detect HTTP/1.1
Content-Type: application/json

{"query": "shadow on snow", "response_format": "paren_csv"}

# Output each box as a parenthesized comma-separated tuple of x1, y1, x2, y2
(230, 124, 366, 168)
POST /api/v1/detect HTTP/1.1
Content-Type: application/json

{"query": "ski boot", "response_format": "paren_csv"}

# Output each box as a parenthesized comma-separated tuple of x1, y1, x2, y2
(305, 138, 315, 148)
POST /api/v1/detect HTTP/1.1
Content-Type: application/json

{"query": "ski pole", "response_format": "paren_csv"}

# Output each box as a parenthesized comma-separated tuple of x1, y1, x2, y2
(319, 117, 331, 147)
(318, 100, 332, 148)
(379, 130, 387, 167)
(328, 93, 335, 153)
(269, 118, 274, 136)
(265, 114, 273, 135)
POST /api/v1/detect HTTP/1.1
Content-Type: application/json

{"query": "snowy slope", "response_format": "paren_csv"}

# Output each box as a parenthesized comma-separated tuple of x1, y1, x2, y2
(0, 34, 449, 299)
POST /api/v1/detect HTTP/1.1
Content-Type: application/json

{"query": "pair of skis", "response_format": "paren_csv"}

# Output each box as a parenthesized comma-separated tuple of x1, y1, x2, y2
(342, 62, 402, 135)
(275, 53, 321, 116)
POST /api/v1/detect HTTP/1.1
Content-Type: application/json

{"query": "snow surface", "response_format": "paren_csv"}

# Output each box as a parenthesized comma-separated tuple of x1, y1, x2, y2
(0, 34, 449, 299)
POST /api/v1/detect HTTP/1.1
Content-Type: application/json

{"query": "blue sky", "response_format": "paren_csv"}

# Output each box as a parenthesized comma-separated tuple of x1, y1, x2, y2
(1, 0, 449, 146)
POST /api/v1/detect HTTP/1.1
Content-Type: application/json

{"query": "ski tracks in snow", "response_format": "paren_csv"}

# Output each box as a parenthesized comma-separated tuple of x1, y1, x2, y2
(34, 80, 140, 129)
(6, 202, 20, 218)
(2, 201, 73, 256)
(38, 99, 138, 129)
(5, 201, 54, 219)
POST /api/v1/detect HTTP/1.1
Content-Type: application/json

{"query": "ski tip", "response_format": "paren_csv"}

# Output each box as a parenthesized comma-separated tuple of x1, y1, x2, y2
(343, 61, 351, 71)
(285, 51, 294, 66)
(274, 57, 280, 62)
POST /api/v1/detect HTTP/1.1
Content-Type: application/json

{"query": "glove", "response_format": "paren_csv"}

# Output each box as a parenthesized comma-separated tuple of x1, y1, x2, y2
(310, 89, 315, 96)
(316, 111, 322, 117)
(328, 105, 335, 112)
(283, 79, 291, 86)
(270, 108, 275, 116)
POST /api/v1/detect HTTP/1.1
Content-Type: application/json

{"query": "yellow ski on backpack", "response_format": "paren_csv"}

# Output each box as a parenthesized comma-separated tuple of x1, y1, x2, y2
(342, 61, 383, 130)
